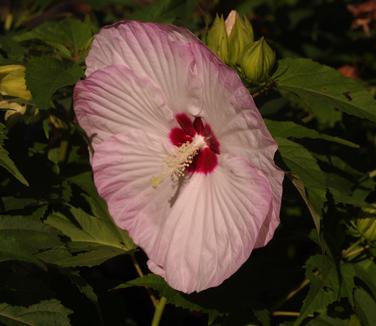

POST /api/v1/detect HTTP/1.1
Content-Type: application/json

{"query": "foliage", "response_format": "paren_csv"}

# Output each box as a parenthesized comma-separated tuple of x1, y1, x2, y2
(0, 0, 375, 325)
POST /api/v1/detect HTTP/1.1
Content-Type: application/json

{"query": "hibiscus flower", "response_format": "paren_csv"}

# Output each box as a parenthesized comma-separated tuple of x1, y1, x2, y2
(73, 21, 284, 293)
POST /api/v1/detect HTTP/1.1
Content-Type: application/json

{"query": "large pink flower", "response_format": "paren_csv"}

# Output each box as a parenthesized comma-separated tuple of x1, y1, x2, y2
(73, 21, 284, 293)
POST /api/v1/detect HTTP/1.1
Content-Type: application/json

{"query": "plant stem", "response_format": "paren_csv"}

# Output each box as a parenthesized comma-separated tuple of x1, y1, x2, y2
(130, 253, 158, 307)
(273, 239, 368, 318)
(341, 238, 363, 258)
(272, 311, 300, 317)
(285, 277, 311, 302)
(343, 245, 369, 259)
(151, 296, 167, 326)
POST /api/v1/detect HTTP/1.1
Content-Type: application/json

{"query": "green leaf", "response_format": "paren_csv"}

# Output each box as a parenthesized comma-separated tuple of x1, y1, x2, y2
(115, 274, 221, 324)
(68, 172, 135, 249)
(0, 299, 72, 326)
(0, 215, 62, 268)
(0, 36, 24, 64)
(130, 0, 198, 25)
(45, 206, 135, 267)
(354, 288, 376, 326)
(265, 120, 359, 148)
(340, 263, 359, 307)
(306, 315, 361, 326)
(52, 245, 128, 267)
(288, 173, 321, 233)
(296, 255, 339, 325)
(276, 137, 326, 189)
(314, 155, 363, 178)
(273, 58, 376, 123)
(15, 18, 94, 58)
(0, 124, 29, 186)
(354, 261, 376, 301)
(276, 137, 327, 230)
(25, 57, 84, 109)
(62, 270, 98, 304)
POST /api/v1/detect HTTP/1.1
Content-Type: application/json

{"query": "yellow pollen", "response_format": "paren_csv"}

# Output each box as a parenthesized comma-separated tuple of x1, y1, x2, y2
(151, 137, 206, 188)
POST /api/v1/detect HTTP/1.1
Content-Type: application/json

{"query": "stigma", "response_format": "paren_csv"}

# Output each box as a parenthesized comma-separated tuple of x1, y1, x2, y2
(151, 135, 206, 188)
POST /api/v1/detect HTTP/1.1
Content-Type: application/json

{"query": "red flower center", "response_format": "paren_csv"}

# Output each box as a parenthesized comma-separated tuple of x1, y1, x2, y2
(169, 113, 220, 174)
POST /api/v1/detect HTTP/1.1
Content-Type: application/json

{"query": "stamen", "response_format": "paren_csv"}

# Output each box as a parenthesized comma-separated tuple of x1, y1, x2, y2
(151, 136, 206, 188)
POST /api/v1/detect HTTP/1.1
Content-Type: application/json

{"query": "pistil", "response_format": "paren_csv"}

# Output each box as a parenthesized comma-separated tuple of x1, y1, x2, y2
(151, 136, 206, 188)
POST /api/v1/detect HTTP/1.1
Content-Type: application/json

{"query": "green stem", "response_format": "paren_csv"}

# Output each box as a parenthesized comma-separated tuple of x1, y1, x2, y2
(130, 254, 157, 307)
(343, 245, 369, 260)
(342, 238, 363, 258)
(151, 297, 167, 326)
(285, 277, 311, 302)
(272, 311, 300, 317)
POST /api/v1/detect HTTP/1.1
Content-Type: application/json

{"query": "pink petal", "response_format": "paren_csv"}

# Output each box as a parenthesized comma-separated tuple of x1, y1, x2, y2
(218, 110, 284, 247)
(92, 129, 273, 293)
(85, 21, 202, 116)
(74, 64, 172, 145)
(148, 155, 273, 293)
(184, 40, 257, 131)
(92, 129, 176, 250)
(183, 43, 284, 246)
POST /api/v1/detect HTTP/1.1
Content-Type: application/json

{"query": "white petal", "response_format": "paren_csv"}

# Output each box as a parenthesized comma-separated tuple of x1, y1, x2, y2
(218, 109, 284, 246)
(91, 129, 179, 254)
(74, 64, 172, 145)
(148, 155, 273, 293)
(85, 21, 202, 115)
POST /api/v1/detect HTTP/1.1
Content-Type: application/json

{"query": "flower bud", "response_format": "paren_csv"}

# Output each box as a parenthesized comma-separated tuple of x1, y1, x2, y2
(356, 205, 376, 241)
(0, 100, 26, 120)
(0, 65, 31, 100)
(207, 15, 229, 63)
(225, 10, 254, 65)
(240, 37, 276, 82)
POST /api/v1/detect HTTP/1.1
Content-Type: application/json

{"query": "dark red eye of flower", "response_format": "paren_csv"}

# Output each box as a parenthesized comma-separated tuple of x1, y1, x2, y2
(169, 113, 220, 174)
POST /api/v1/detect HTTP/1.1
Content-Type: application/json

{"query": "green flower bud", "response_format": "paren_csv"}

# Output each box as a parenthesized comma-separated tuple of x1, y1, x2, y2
(357, 205, 376, 241)
(0, 65, 31, 100)
(207, 15, 229, 63)
(240, 37, 276, 83)
(225, 10, 254, 65)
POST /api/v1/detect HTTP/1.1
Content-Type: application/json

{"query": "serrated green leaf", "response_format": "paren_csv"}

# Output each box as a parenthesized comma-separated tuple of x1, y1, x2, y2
(0, 237, 44, 269)
(314, 154, 363, 178)
(115, 274, 221, 324)
(265, 120, 359, 148)
(0, 124, 29, 186)
(273, 58, 376, 123)
(51, 245, 127, 267)
(354, 288, 376, 326)
(130, 0, 198, 25)
(67, 172, 135, 250)
(288, 173, 321, 233)
(0, 299, 72, 326)
(0, 36, 24, 64)
(354, 261, 376, 301)
(277, 137, 327, 230)
(0, 215, 62, 267)
(45, 206, 135, 267)
(0, 197, 41, 211)
(25, 57, 83, 108)
(295, 255, 339, 325)
(15, 18, 94, 58)
(276, 137, 326, 189)
(0, 147, 29, 186)
(306, 315, 360, 326)
(82, 195, 135, 249)
(61, 270, 98, 303)
(340, 263, 357, 306)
